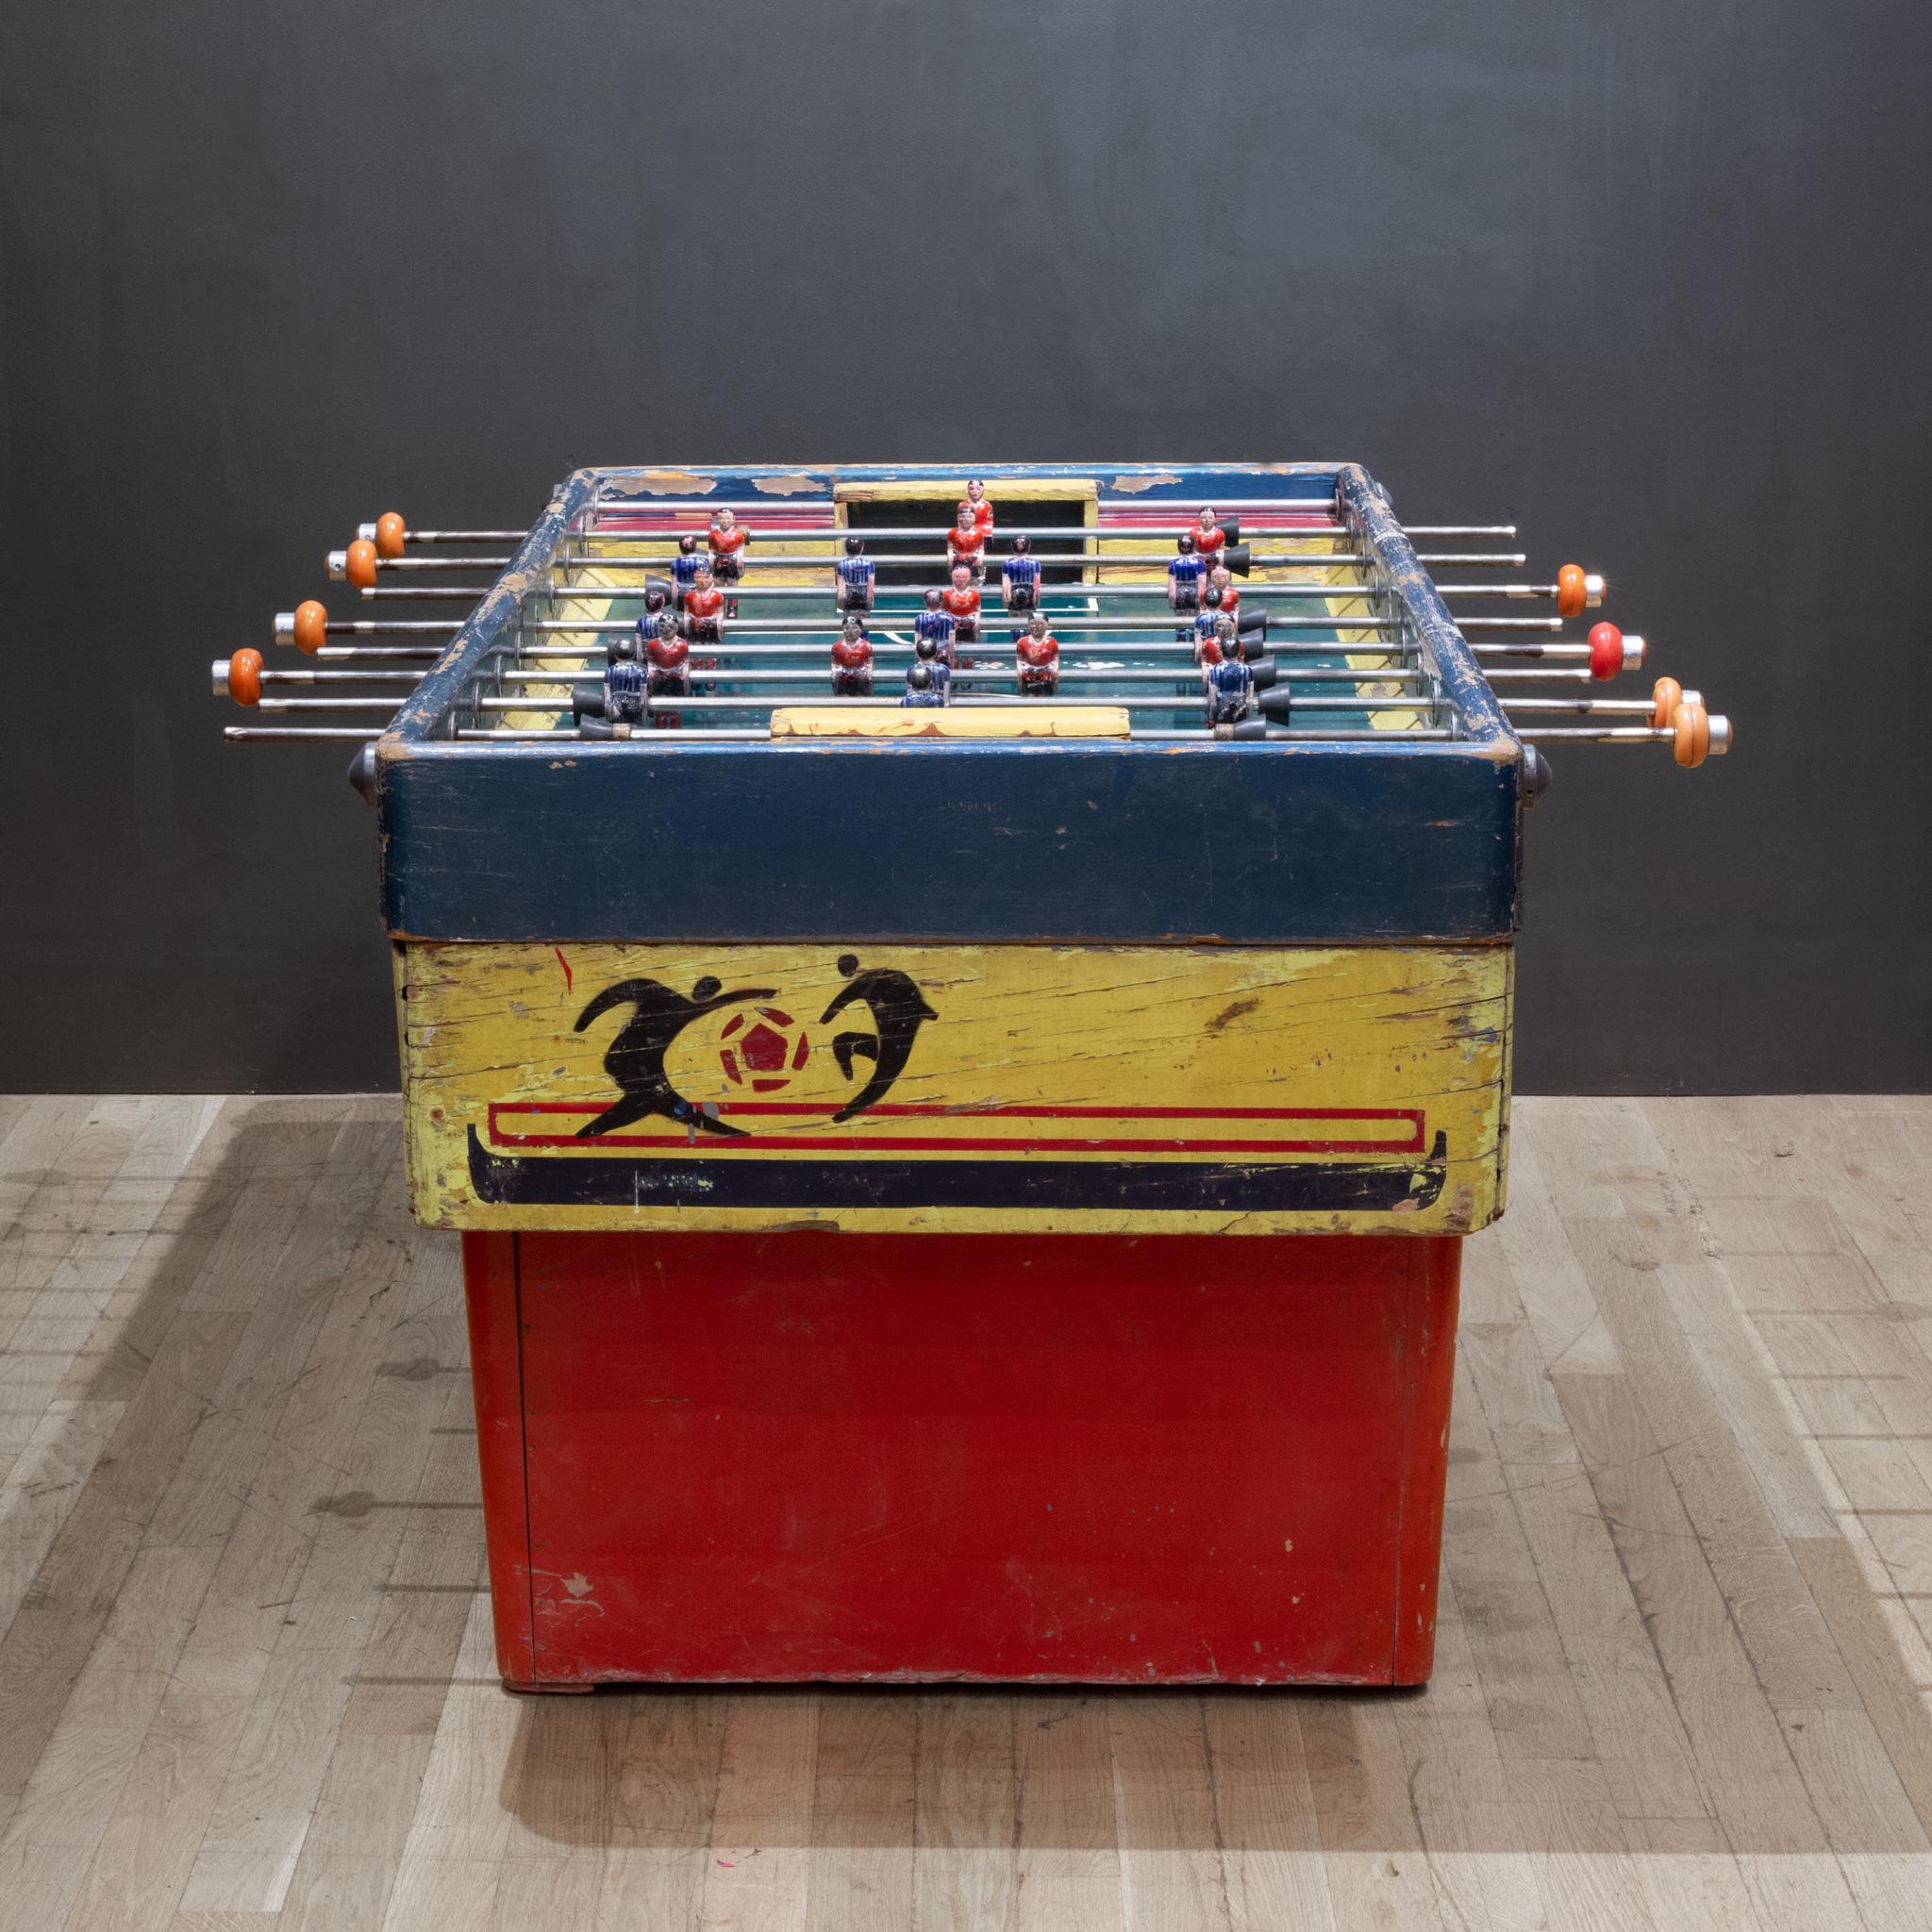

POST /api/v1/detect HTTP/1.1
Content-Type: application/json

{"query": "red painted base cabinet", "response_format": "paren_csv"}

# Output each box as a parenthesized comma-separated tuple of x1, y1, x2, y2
(461, 1228, 1460, 1689)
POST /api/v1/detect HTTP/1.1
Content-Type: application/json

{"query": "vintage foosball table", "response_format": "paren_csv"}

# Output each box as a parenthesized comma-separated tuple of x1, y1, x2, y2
(215, 462, 1728, 1690)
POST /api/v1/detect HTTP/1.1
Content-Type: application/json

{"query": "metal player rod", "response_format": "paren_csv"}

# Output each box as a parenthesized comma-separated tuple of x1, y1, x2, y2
(577, 498, 1513, 525)
(365, 508, 1515, 540)
(454, 725, 1458, 744)
(512, 694, 1445, 715)
(497, 644, 1623, 674)
(351, 578, 1591, 609)
(575, 528, 1387, 545)
(496, 667, 1440, 689)
(225, 694, 1442, 716)
(357, 552, 1557, 579)
(344, 549, 1527, 573)
(508, 611, 1570, 636)
(275, 615, 461, 639)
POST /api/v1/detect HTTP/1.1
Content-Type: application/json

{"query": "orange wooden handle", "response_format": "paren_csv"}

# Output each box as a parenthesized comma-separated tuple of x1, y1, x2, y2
(228, 648, 263, 707)
(1650, 676, 1683, 729)
(345, 538, 378, 590)
(1556, 562, 1587, 620)
(292, 599, 328, 655)
(1672, 699, 1710, 769)
(375, 511, 408, 558)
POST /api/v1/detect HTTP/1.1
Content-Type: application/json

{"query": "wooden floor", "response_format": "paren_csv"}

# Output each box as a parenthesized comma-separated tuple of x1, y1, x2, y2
(4, 1098, 1932, 1930)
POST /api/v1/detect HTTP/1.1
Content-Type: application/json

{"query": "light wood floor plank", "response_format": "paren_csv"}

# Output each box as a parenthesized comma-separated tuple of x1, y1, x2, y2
(0, 1094, 1924, 1932)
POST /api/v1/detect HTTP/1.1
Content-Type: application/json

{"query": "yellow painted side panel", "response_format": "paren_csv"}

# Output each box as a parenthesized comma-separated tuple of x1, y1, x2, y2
(397, 941, 1512, 1238)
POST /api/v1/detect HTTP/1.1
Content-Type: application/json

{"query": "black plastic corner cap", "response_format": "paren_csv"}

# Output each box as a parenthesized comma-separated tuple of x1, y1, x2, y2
(345, 741, 378, 808)
(1521, 743, 1554, 808)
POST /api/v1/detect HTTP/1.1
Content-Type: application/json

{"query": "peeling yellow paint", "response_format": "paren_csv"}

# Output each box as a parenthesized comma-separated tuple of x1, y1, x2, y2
(607, 470, 718, 497)
(396, 941, 1512, 1238)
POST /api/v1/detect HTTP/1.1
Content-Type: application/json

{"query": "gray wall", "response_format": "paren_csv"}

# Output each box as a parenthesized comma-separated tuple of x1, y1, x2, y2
(3, 0, 1925, 1093)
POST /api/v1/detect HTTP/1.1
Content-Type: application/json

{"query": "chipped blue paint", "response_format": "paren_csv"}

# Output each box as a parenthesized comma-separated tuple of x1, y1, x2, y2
(375, 464, 1524, 946)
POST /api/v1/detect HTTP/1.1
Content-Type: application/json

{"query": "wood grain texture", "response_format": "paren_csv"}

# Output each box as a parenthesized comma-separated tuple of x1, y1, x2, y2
(399, 940, 1511, 1236)
(5, 1093, 1932, 1927)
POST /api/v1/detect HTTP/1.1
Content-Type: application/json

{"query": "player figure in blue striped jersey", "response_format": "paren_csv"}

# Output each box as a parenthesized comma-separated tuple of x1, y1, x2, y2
(1001, 534, 1041, 614)
(914, 588, 958, 661)
(902, 660, 946, 708)
(836, 534, 875, 615)
(909, 634, 952, 703)
(671, 533, 704, 608)
(1168, 533, 1206, 617)
(1204, 627, 1255, 724)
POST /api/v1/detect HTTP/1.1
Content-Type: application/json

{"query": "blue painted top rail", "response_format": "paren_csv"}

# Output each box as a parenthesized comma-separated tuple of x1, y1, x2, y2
(375, 463, 1525, 945)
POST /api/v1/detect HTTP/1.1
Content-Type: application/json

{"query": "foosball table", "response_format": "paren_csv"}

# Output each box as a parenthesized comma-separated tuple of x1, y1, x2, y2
(215, 461, 1729, 1690)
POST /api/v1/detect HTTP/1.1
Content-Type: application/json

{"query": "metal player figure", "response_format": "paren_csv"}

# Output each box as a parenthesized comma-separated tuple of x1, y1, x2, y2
(618, 584, 669, 663)
(1169, 532, 1206, 615)
(831, 614, 874, 696)
(1193, 506, 1226, 564)
(964, 478, 994, 537)
(1199, 609, 1241, 671)
(914, 633, 951, 697)
(941, 563, 981, 642)
(1015, 612, 1060, 697)
(1205, 623, 1255, 724)
(1191, 586, 1228, 658)
(1002, 532, 1041, 613)
(905, 637, 951, 707)
(604, 658, 649, 727)
(683, 563, 725, 643)
(947, 501, 988, 583)
(836, 534, 875, 614)
(671, 532, 704, 607)
(639, 591, 691, 729)
(1207, 561, 1238, 618)
(902, 661, 945, 708)
(708, 508, 748, 618)
(914, 587, 957, 660)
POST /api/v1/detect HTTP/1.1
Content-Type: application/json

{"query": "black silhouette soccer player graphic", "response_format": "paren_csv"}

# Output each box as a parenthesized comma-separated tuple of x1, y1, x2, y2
(819, 954, 938, 1123)
(573, 974, 776, 1138)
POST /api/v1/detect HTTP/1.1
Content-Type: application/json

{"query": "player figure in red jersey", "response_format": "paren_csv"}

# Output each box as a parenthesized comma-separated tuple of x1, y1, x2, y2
(1197, 608, 1241, 672)
(1191, 587, 1229, 662)
(941, 563, 981, 643)
(671, 532, 704, 608)
(1206, 562, 1238, 619)
(708, 508, 748, 619)
(963, 478, 994, 537)
(947, 502, 989, 584)
(1193, 506, 1226, 564)
(1015, 612, 1060, 696)
(831, 614, 874, 696)
(683, 563, 725, 643)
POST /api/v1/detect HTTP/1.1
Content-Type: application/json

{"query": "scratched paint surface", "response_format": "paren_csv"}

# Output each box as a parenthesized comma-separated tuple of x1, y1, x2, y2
(398, 941, 1511, 1237)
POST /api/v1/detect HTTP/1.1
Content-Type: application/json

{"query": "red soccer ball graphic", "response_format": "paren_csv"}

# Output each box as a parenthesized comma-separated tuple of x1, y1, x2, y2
(717, 1006, 811, 1094)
